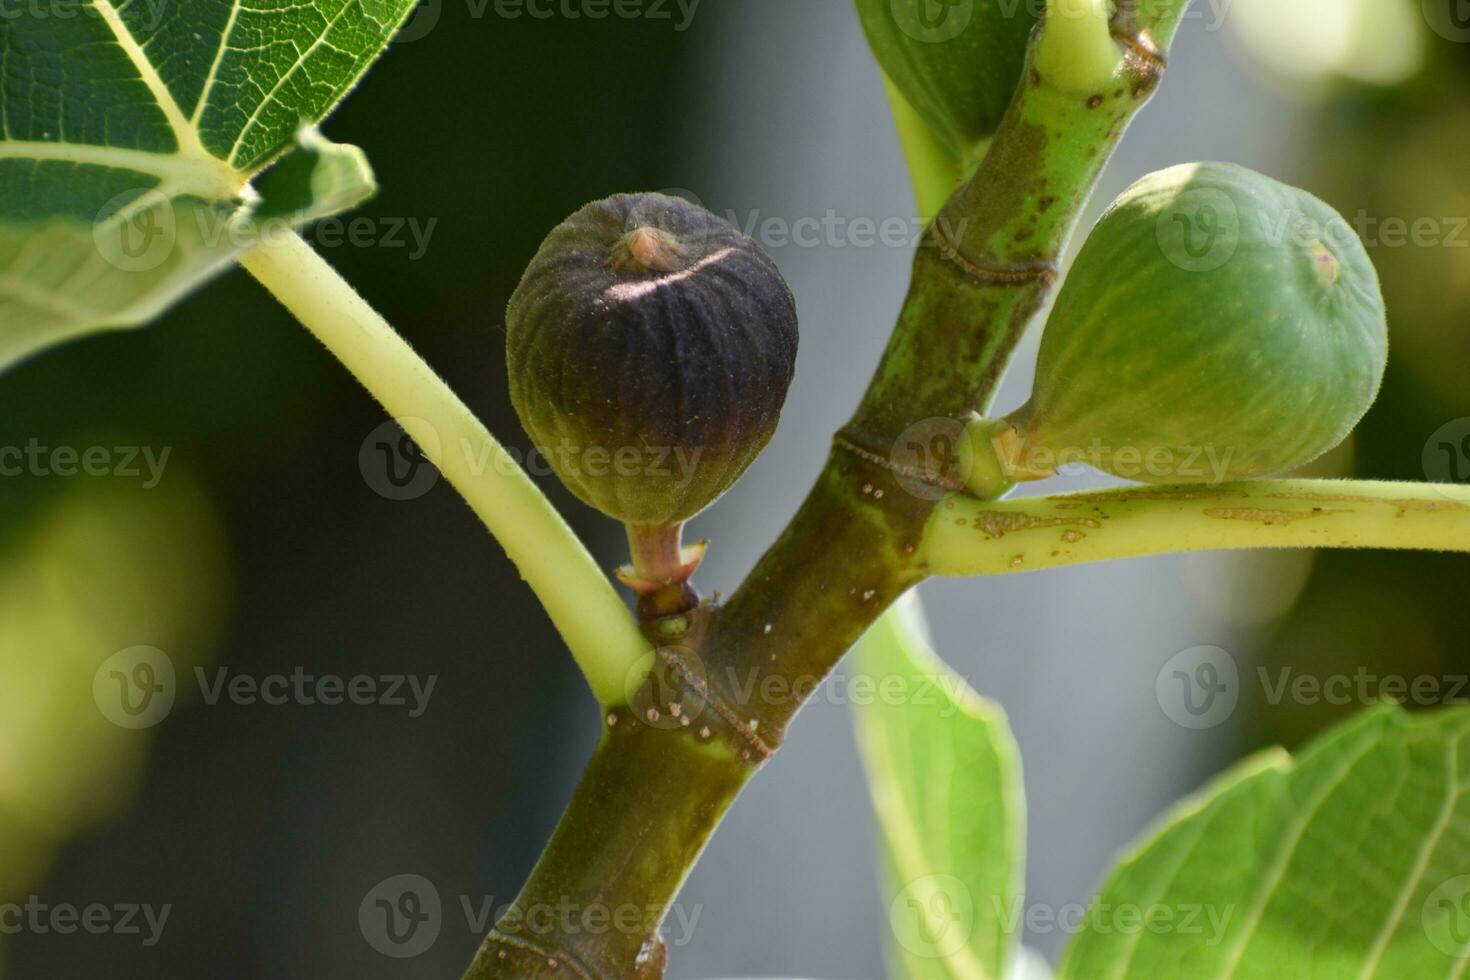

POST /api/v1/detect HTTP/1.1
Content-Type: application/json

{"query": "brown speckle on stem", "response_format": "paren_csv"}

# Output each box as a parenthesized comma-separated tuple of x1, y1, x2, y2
(970, 510, 1102, 540)
(1203, 507, 1344, 526)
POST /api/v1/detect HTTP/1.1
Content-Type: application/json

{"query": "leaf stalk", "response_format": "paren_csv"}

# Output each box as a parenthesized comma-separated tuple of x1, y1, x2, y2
(239, 232, 652, 704)
(923, 480, 1470, 577)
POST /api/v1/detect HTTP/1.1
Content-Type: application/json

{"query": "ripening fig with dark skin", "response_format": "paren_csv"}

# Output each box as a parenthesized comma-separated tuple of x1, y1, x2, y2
(507, 192, 798, 618)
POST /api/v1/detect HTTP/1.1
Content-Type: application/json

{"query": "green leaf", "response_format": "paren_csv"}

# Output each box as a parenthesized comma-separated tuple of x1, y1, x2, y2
(853, 591, 1026, 980)
(854, 0, 1038, 161)
(253, 127, 378, 223)
(0, 0, 414, 370)
(1059, 705, 1470, 978)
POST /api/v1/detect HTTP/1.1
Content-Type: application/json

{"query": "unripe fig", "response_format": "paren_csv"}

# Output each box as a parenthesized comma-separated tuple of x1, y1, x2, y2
(998, 162, 1388, 485)
(507, 193, 798, 604)
(855, 0, 1039, 160)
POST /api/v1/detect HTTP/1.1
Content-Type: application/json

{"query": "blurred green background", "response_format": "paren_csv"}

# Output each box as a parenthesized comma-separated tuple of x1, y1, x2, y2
(1, 1, 1468, 977)
(0, 5, 690, 977)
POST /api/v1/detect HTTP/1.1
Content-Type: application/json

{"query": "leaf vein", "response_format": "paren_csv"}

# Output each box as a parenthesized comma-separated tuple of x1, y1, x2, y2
(1214, 737, 1382, 979)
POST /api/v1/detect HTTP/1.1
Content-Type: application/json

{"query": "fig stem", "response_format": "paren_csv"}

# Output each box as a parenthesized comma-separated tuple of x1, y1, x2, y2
(239, 231, 653, 705)
(622, 523, 703, 621)
(1037, 0, 1126, 95)
(626, 522, 687, 584)
(923, 480, 1470, 578)
(962, 416, 1023, 500)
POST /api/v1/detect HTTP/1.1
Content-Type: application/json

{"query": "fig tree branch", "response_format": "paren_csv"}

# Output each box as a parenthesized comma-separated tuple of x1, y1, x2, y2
(459, 0, 1444, 972)
(923, 480, 1470, 577)
(842, 1, 1177, 450)
(715, 0, 1196, 724)
(467, 3, 1200, 976)
(240, 232, 652, 704)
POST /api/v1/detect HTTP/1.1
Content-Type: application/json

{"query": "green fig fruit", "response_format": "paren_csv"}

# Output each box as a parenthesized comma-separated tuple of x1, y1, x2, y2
(506, 192, 799, 529)
(999, 162, 1389, 485)
(855, 0, 1040, 160)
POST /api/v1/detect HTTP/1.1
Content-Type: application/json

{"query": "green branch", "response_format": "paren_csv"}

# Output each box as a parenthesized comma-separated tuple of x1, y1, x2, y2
(924, 480, 1470, 577)
(240, 232, 651, 704)
(845, 0, 1187, 449)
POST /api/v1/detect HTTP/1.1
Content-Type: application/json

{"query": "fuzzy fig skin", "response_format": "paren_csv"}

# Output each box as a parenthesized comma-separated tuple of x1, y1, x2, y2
(1004, 162, 1388, 485)
(507, 193, 799, 525)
